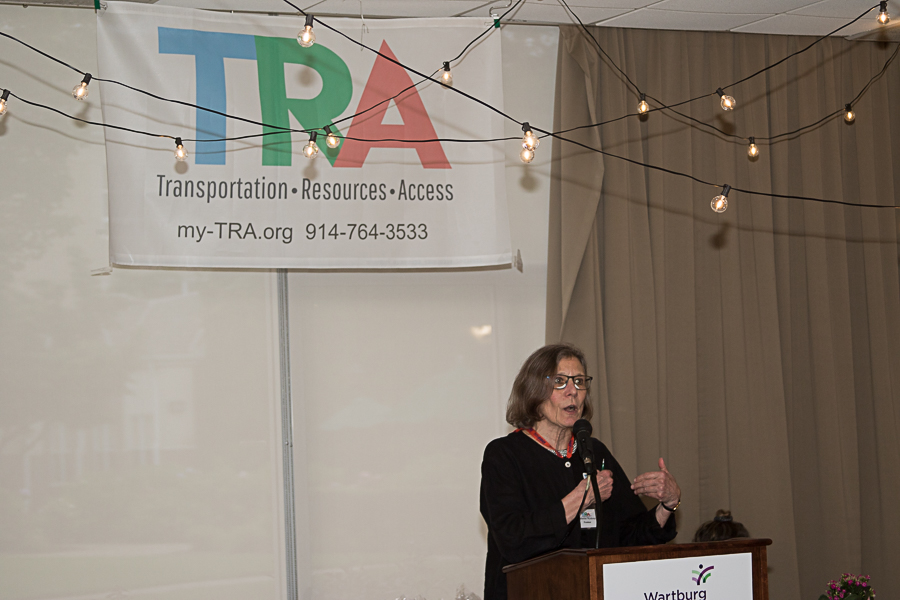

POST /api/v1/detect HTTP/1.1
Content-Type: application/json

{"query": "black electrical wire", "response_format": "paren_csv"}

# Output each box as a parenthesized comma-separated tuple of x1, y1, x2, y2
(646, 5, 881, 112)
(2, 3, 897, 211)
(7, 89, 174, 140)
(653, 38, 899, 144)
(0, 2, 519, 141)
(556, 0, 642, 96)
(1, 86, 524, 145)
(4, 0, 879, 149)
(0, 31, 83, 75)
(561, 2, 881, 117)
(280, 0, 527, 129)
(763, 41, 900, 143)
(730, 185, 898, 209)
(2, 81, 719, 190)
(281, 0, 524, 133)
(555, 2, 898, 147)
(9, 84, 898, 211)
(727, 4, 879, 91)
(543, 37, 899, 144)
(448, 0, 524, 64)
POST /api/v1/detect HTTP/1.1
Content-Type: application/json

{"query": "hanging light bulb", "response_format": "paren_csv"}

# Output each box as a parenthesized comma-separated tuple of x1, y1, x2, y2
(521, 122, 540, 151)
(716, 88, 736, 111)
(711, 184, 731, 213)
(637, 93, 650, 114)
(747, 137, 759, 158)
(324, 125, 340, 149)
(174, 137, 188, 162)
(440, 62, 453, 87)
(303, 132, 320, 159)
(298, 14, 316, 47)
(520, 147, 535, 164)
(878, 1, 890, 24)
(72, 73, 92, 101)
(0, 89, 9, 116)
(844, 103, 856, 123)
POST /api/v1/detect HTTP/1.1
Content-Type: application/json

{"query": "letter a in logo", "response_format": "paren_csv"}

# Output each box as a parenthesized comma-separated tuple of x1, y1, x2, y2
(335, 40, 451, 169)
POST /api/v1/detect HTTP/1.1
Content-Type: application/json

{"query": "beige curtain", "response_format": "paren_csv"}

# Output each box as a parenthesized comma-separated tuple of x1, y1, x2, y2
(548, 26, 900, 600)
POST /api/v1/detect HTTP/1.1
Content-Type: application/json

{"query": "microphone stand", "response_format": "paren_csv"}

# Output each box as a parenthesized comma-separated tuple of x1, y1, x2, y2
(589, 470, 602, 548)
(576, 425, 604, 549)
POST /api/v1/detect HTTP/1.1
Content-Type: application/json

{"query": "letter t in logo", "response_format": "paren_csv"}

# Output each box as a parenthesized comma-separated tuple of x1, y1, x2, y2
(158, 28, 257, 165)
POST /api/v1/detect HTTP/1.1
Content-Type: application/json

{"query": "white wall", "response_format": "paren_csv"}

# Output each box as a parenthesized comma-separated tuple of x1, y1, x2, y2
(0, 6, 557, 600)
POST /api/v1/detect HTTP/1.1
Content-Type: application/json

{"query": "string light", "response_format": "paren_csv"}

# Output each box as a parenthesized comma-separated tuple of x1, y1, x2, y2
(711, 184, 731, 213)
(1, 3, 895, 214)
(72, 73, 91, 101)
(303, 131, 320, 159)
(716, 88, 736, 111)
(298, 14, 316, 48)
(174, 137, 188, 162)
(521, 122, 539, 151)
(519, 123, 538, 163)
(844, 103, 856, 123)
(747, 137, 759, 158)
(638, 93, 649, 114)
(520, 147, 535, 163)
(878, 1, 890, 24)
(324, 125, 341, 148)
(440, 62, 453, 87)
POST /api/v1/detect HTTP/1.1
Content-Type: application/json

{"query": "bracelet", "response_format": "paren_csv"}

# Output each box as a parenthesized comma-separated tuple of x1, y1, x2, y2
(660, 499, 681, 512)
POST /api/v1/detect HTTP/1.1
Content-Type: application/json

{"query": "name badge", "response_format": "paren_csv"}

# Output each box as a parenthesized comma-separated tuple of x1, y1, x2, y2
(580, 508, 596, 529)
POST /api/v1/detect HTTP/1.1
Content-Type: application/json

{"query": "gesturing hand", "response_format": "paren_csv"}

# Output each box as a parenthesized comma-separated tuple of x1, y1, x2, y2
(595, 469, 613, 502)
(631, 457, 680, 508)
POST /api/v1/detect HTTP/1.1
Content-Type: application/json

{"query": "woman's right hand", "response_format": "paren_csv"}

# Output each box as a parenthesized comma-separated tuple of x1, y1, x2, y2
(595, 469, 613, 502)
(562, 470, 613, 523)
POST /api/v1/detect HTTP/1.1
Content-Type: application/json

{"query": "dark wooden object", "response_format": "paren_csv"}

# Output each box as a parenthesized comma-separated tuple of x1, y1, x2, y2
(503, 538, 771, 600)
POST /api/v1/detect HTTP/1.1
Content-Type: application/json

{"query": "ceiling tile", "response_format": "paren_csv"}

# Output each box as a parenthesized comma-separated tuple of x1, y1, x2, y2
(837, 17, 900, 37)
(21, 0, 896, 37)
(153, 0, 295, 10)
(305, 0, 490, 18)
(518, 0, 656, 8)
(500, 2, 630, 24)
(153, 0, 490, 16)
(787, 0, 899, 19)
(732, 14, 865, 36)
(596, 8, 768, 31)
(651, 0, 812, 15)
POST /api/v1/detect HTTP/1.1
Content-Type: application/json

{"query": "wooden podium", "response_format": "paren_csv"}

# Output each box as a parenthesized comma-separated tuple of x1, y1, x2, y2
(503, 538, 771, 600)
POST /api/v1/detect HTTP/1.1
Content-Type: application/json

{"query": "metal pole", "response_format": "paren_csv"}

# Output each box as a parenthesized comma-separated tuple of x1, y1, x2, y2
(277, 269, 299, 600)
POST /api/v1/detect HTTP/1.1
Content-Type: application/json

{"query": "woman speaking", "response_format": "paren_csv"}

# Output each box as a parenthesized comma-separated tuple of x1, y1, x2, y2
(480, 344, 681, 600)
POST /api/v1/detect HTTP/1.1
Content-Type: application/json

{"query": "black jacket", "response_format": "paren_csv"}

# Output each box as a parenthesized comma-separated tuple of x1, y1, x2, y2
(480, 430, 677, 600)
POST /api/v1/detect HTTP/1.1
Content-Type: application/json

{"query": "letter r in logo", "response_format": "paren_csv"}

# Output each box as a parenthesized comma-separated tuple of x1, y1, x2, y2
(254, 37, 352, 166)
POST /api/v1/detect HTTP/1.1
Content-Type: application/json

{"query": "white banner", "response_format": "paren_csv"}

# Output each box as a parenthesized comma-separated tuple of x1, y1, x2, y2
(97, 3, 510, 269)
(603, 552, 754, 600)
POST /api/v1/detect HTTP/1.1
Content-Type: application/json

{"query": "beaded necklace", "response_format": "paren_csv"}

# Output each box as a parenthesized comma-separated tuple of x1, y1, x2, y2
(518, 427, 576, 458)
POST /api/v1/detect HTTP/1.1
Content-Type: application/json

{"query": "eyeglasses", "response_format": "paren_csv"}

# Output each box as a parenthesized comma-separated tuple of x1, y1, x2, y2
(547, 375, 592, 390)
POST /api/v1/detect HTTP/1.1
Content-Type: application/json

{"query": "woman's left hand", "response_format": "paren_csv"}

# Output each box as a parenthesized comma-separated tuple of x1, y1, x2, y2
(631, 457, 680, 508)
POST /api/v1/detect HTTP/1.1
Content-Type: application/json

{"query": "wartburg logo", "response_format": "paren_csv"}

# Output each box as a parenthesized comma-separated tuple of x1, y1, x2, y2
(692, 564, 714, 585)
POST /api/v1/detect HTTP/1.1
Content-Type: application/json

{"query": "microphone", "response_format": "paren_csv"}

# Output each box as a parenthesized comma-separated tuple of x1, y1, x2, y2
(573, 418, 603, 548)
(572, 419, 595, 474)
